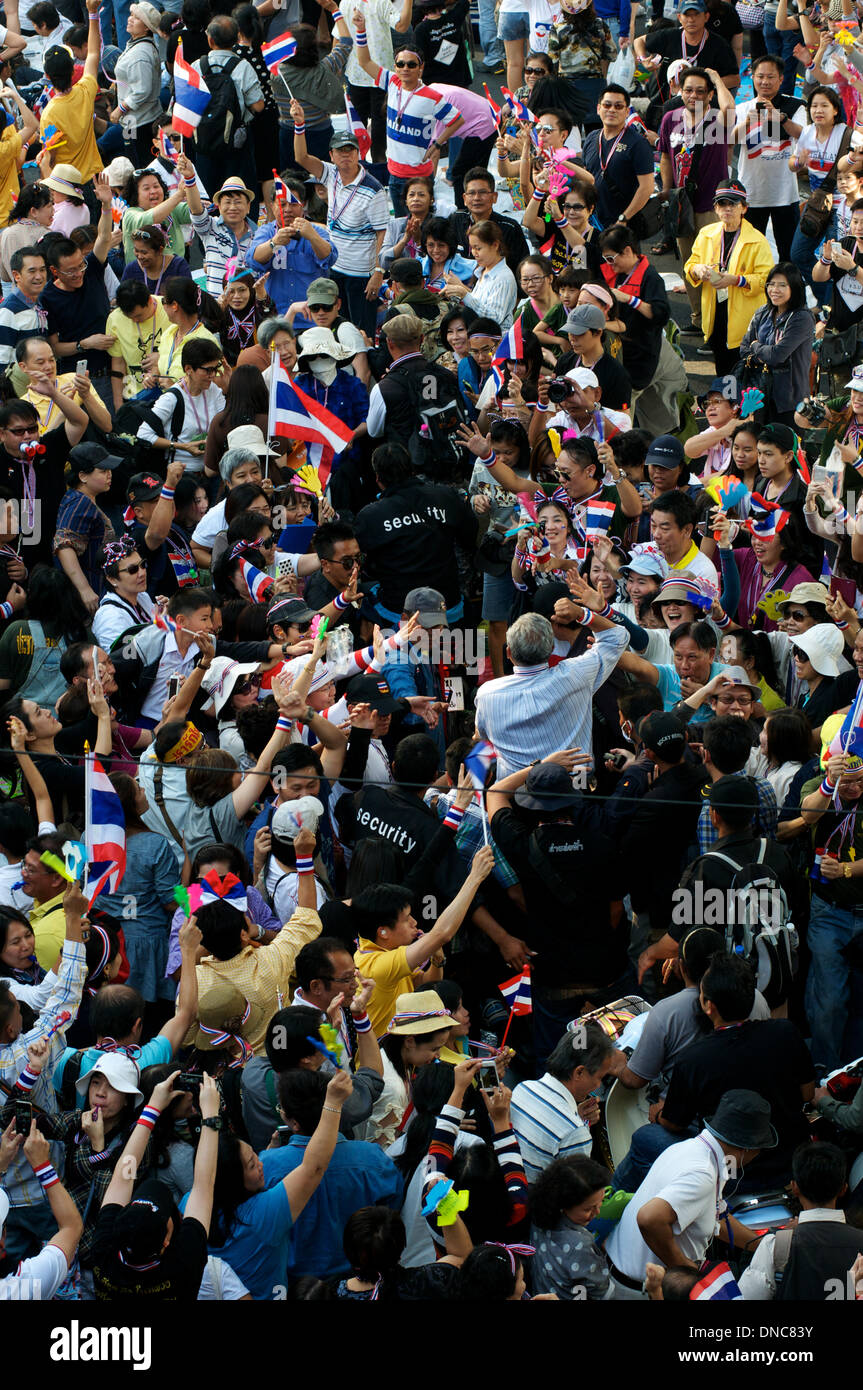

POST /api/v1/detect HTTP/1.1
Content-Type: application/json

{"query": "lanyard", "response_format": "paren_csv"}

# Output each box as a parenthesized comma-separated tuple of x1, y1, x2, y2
(682, 30, 708, 61)
(227, 304, 256, 342)
(719, 229, 739, 271)
(147, 254, 170, 298)
(330, 175, 363, 229)
(394, 80, 417, 129)
(184, 385, 212, 436)
(166, 318, 200, 373)
(599, 128, 626, 171)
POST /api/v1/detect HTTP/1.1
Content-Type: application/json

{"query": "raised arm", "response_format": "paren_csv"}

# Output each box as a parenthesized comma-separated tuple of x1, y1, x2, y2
(352, 10, 383, 81)
(157, 917, 202, 1054)
(83, 0, 101, 80)
(182, 1073, 221, 1231)
(7, 715, 55, 824)
(403, 845, 495, 970)
(282, 1069, 352, 1218)
(20, 1121, 83, 1268)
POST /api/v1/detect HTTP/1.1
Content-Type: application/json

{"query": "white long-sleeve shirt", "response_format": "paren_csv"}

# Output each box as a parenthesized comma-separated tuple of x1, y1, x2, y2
(462, 258, 517, 332)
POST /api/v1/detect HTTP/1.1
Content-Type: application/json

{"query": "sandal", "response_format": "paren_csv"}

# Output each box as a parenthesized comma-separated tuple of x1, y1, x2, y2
(651, 238, 676, 255)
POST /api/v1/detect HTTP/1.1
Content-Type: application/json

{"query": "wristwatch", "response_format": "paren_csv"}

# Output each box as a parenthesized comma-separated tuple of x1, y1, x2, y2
(845, 863, 853, 879)
(201, 1116, 224, 1130)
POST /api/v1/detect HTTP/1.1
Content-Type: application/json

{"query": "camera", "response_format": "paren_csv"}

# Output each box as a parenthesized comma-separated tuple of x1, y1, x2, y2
(175, 1072, 202, 1094)
(797, 394, 830, 426)
(605, 750, 629, 771)
(15, 1100, 31, 1136)
(546, 377, 572, 405)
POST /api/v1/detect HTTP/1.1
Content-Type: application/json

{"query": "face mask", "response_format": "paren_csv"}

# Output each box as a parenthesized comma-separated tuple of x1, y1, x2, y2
(308, 356, 337, 384)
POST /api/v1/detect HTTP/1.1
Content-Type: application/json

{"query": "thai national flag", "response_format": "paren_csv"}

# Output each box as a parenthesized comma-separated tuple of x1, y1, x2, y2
(490, 319, 524, 395)
(483, 83, 502, 125)
(745, 493, 790, 539)
(271, 355, 354, 489)
(157, 129, 177, 162)
(830, 678, 863, 760)
(262, 31, 297, 72)
(501, 86, 532, 122)
(464, 739, 496, 791)
(238, 557, 274, 603)
(172, 46, 211, 136)
(345, 92, 371, 159)
(499, 963, 532, 1016)
(584, 498, 617, 538)
(85, 755, 126, 905)
(690, 1263, 743, 1302)
(153, 609, 179, 635)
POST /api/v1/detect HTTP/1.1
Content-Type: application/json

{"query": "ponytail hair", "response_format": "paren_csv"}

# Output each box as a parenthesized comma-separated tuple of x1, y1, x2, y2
(162, 275, 226, 341)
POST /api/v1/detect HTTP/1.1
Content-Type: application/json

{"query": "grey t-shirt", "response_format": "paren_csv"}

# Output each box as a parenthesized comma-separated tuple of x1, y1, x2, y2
(628, 985, 770, 1088)
(184, 791, 247, 861)
(241, 1052, 384, 1152)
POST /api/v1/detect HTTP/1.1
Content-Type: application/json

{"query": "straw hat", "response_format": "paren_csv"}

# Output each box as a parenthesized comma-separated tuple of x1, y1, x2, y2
(386, 990, 453, 1035)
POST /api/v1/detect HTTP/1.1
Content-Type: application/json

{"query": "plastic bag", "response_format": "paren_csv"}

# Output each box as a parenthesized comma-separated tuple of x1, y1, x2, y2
(607, 45, 636, 92)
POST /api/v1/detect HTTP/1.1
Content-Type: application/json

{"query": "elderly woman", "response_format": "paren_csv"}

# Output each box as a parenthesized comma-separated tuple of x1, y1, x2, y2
(684, 178, 772, 376)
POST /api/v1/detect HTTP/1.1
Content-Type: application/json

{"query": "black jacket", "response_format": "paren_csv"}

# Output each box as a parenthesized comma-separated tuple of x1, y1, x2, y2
(449, 208, 528, 279)
(620, 760, 704, 927)
(354, 478, 477, 612)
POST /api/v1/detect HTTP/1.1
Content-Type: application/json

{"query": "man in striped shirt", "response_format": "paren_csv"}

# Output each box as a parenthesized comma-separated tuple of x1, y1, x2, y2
(0, 248, 47, 374)
(475, 610, 629, 777)
(177, 158, 258, 297)
(510, 1025, 620, 1184)
(352, 10, 464, 217)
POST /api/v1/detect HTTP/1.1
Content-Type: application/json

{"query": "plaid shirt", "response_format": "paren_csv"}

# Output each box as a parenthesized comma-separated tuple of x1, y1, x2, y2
(697, 774, 778, 855)
(424, 788, 519, 889)
(0, 941, 86, 1208)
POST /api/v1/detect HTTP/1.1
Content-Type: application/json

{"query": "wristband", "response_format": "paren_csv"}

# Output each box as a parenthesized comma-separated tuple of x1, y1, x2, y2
(442, 804, 466, 831)
(535, 402, 551, 412)
(821, 776, 837, 797)
(183, 177, 196, 186)
(353, 1011, 372, 1033)
(332, 8, 343, 17)
(629, 294, 641, 309)
(599, 600, 612, 618)
(323, 1104, 342, 1114)
(737, 276, 748, 289)
(578, 608, 595, 628)
(836, 618, 850, 629)
(295, 854, 315, 874)
(160, 485, 175, 500)
(356, 31, 367, 44)
(136, 1104, 162, 1132)
(293, 123, 306, 135)
(15, 1064, 40, 1093)
(820, 255, 832, 265)
(483, 449, 497, 466)
(532, 189, 543, 201)
(276, 715, 293, 732)
(33, 1162, 60, 1190)
(555, 215, 568, 228)
(334, 590, 350, 611)
(714, 608, 731, 628)
(0, 601, 12, 621)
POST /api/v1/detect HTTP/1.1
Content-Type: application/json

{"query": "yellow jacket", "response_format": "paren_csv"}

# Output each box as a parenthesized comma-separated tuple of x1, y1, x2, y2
(684, 218, 772, 348)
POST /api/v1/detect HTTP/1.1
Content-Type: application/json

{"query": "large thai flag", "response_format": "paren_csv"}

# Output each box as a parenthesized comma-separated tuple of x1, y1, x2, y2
(830, 678, 863, 760)
(490, 319, 524, 395)
(464, 738, 496, 790)
(237, 556, 274, 603)
(271, 356, 354, 488)
(262, 31, 297, 72)
(499, 963, 532, 1016)
(172, 46, 211, 136)
(85, 755, 126, 905)
(345, 92, 371, 159)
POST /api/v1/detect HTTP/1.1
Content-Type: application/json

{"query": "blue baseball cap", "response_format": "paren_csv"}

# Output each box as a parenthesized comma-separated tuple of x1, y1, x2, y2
(680, 0, 708, 11)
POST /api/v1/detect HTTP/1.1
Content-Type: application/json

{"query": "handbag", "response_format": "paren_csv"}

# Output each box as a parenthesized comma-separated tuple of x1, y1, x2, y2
(629, 193, 665, 242)
(736, 0, 765, 27)
(799, 125, 853, 239)
(818, 322, 859, 369)
(734, 351, 773, 411)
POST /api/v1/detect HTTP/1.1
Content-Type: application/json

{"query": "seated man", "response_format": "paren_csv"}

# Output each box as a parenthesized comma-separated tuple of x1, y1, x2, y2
(511, 1025, 621, 1185)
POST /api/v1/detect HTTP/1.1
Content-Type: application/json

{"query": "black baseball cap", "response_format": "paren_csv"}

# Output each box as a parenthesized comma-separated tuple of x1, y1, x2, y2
(112, 1180, 176, 1264)
(345, 674, 401, 715)
(267, 595, 315, 630)
(638, 711, 686, 758)
(68, 442, 123, 478)
(126, 472, 163, 504)
(514, 762, 583, 811)
(644, 434, 685, 470)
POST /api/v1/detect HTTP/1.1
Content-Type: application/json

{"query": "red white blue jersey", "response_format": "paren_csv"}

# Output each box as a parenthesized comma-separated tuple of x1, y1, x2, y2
(375, 70, 457, 178)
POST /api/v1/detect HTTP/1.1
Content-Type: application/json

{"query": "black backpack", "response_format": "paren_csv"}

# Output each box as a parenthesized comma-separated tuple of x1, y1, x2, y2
(702, 838, 798, 1009)
(392, 361, 467, 481)
(196, 54, 245, 156)
(113, 388, 185, 473)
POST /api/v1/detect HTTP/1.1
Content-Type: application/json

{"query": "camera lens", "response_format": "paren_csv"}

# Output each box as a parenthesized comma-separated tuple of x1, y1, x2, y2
(547, 378, 570, 404)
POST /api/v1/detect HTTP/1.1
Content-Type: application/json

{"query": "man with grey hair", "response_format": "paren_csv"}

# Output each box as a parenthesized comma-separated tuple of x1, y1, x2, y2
(190, 433, 269, 566)
(475, 608, 629, 777)
(510, 1023, 622, 1184)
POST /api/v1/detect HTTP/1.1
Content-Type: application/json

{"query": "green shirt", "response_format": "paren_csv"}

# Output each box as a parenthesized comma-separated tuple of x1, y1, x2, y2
(122, 202, 192, 264)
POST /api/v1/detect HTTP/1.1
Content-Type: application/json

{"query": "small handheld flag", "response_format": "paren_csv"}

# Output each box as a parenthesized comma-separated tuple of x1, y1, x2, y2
(261, 30, 297, 72)
(499, 961, 531, 1048)
(344, 91, 371, 159)
(157, 128, 177, 163)
(483, 83, 502, 126)
(172, 44, 211, 137)
(690, 1262, 743, 1301)
(464, 739, 495, 791)
(237, 556, 274, 604)
(85, 753, 127, 904)
(500, 86, 532, 122)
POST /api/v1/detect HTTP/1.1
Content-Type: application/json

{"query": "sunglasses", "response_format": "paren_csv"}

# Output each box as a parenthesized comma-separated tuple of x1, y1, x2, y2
(525, 65, 547, 74)
(602, 254, 619, 264)
(563, 202, 586, 211)
(332, 553, 362, 568)
(233, 676, 261, 695)
(257, 534, 277, 548)
(792, 646, 809, 661)
(537, 123, 556, 134)
(119, 562, 146, 576)
(786, 610, 810, 622)
(199, 364, 221, 375)
(396, 58, 420, 67)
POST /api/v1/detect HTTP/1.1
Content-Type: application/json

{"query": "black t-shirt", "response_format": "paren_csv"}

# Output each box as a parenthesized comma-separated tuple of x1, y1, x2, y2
(619, 760, 704, 924)
(581, 127, 655, 227)
(130, 520, 175, 602)
(707, 0, 742, 46)
(92, 1205, 209, 1301)
(672, 830, 797, 943)
(555, 349, 633, 411)
(609, 261, 671, 390)
(416, 0, 472, 87)
(827, 236, 863, 333)
(661, 1019, 815, 1179)
(41, 254, 112, 375)
(644, 28, 739, 92)
(0, 425, 69, 568)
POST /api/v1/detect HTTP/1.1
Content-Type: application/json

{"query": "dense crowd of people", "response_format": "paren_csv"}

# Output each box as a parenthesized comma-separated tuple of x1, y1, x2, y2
(2, 0, 863, 1313)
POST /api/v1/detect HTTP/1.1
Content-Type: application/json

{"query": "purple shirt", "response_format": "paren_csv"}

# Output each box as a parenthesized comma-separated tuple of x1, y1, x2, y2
(432, 84, 497, 140)
(657, 108, 730, 214)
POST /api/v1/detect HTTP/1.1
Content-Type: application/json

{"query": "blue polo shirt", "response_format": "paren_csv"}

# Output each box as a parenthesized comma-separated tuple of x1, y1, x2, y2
(248, 220, 337, 322)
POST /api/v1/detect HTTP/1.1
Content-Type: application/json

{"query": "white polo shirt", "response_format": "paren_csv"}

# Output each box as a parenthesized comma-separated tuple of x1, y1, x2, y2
(140, 631, 200, 723)
(605, 1129, 728, 1281)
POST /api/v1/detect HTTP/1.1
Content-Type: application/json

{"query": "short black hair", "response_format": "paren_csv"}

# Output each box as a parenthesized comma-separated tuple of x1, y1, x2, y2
(618, 682, 664, 724)
(649, 489, 697, 531)
(392, 732, 440, 788)
(669, 619, 717, 654)
(277, 1068, 328, 1135)
(0, 801, 35, 858)
(350, 884, 412, 942)
(791, 1141, 847, 1205)
(89, 983, 146, 1039)
(295, 936, 353, 992)
(196, 900, 246, 960)
(311, 520, 356, 561)
(181, 337, 222, 370)
(700, 952, 755, 1022)
(372, 443, 412, 490)
(264, 1005, 324, 1071)
(529, 1154, 611, 1229)
(702, 715, 754, 777)
(10, 246, 45, 275)
(463, 167, 495, 192)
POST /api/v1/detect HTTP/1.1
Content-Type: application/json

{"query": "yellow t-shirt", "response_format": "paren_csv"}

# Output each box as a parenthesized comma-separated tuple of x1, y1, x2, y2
(25, 373, 81, 434)
(157, 322, 222, 382)
(40, 75, 102, 184)
(106, 298, 172, 398)
(354, 938, 417, 1038)
(28, 893, 66, 972)
(0, 126, 23, 229)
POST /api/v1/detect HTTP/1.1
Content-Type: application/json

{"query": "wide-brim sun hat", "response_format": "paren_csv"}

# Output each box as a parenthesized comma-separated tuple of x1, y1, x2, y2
(40, 163, 84, 198)
(75, 1053, 143, 1105)
(790, 622, 845, 678)
(386, 990, 453, 1035)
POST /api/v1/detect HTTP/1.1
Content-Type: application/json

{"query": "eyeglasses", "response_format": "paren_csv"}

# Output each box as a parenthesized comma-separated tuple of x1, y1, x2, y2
(395, 58, 419, 67)
(600, 101, 627, 110)
(199, 364, 221, 375)
(322, 971, 357, 986)
(57, 262, 86, 278)
(716, 692, 753, 705)
(119, 562, 146, 576)
(525, 65, 547, 75)
(602, 254, 619, 264)
(4, 423, 39, 436)
(563, 202, 586, 212)
(786, 610, 809, 623)
(520, 275, 545, 286)
(792, 646, 811, 661)
(234, 676, 262, 695)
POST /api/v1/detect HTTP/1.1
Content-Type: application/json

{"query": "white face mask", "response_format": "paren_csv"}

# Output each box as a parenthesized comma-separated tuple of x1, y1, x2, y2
(308, 356, 337, 384)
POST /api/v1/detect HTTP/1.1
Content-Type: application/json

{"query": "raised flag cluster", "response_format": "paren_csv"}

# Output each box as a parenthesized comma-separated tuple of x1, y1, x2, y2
(490, 320, 524, 395)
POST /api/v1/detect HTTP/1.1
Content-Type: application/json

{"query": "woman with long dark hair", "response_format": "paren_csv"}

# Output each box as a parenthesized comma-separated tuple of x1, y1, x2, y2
(211, 510, 277, 602)
(204, 365, 270, 470)
(529, 1154, 614, 1300)
(738, 263, 814, 426)
(420, 216, 475, 293)
(151, 277, 225, 386)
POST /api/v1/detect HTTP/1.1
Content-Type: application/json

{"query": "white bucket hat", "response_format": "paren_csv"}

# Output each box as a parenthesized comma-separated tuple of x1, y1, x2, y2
(791, 623, 845, 678)
(201, 656, 262, 717)
(75, 1052, 143, 1106)
(296, 326, 354, 367)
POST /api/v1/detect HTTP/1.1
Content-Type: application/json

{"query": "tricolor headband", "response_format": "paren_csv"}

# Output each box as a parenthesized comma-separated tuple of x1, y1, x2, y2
(199, 869, 248, 913)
